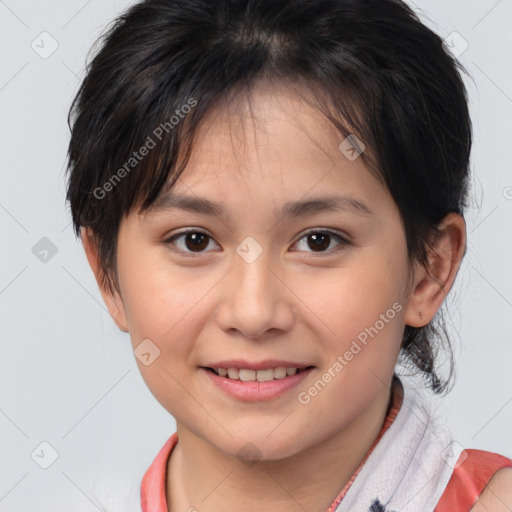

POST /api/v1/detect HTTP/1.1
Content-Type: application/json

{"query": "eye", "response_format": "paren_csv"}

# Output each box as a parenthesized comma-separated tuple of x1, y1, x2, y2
(163, 228, 351, 256)
(164, 229, 219, 255)
(291, 229, 351, 254)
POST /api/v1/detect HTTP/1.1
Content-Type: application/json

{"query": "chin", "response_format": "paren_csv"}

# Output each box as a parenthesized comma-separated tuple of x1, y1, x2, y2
(218, 432, 307, 464)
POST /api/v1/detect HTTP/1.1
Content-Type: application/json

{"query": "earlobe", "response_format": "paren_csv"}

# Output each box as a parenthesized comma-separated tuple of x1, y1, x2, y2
(81, 227, 130, 333)
(404, 213, 466, 327)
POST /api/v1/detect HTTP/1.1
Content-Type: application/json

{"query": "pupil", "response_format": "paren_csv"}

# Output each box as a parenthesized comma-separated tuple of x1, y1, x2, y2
(186, 232, 208, 251)
(309, 233, 329, 251)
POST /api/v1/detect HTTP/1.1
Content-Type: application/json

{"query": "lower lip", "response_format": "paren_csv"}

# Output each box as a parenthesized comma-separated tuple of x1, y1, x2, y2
(201, 367, 314, 401)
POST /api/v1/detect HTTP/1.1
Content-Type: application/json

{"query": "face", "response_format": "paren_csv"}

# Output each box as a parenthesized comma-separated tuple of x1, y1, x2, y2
(107, 83, 416, 460)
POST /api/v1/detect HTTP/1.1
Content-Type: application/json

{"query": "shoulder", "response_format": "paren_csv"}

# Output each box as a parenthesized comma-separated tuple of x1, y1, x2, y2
(470, 467, 512, 512)
(435, 449, 512, 512)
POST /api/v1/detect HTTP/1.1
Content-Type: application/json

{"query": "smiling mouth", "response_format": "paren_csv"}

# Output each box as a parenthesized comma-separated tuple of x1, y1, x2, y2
(203, 366, 314, 382)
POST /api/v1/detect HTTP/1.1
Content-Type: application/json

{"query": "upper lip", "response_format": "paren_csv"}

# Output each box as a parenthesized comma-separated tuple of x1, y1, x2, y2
(202, 360, 313, 371)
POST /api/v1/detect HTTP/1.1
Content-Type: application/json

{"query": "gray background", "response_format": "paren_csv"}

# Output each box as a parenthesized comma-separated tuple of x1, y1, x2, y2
(1, 0, 511, 510)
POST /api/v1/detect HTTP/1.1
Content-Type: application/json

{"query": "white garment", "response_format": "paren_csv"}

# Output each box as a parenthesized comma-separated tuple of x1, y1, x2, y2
(335, 376, 463, 512)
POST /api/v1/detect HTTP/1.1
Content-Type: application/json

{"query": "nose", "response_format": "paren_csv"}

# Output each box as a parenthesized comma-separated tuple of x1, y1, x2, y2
(215, 240, 294, 339)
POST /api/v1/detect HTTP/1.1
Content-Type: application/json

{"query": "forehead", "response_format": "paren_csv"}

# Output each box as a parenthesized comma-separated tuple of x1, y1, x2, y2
(165, 84, 379, 195)
(136, 82, 395, 229)
(187, 83, 349, 173)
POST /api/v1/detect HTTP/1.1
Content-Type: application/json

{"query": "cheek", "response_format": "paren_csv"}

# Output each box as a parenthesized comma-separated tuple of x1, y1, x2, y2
(298, 249, 407, 359)
(119, 254, 209, 414)
(118, 248, 204, 353)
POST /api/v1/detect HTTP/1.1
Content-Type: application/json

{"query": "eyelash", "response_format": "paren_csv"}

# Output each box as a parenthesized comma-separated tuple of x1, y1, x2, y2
(163, 228, 351, 257)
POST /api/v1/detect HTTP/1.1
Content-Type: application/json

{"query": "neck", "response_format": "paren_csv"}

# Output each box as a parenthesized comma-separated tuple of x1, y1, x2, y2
(167, 381, 397, 512)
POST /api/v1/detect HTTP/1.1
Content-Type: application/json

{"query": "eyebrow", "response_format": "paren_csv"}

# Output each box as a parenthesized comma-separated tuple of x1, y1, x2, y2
(146, 192, 374, 219)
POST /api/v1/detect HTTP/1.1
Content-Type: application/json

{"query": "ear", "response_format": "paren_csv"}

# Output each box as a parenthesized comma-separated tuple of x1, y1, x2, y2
(404, 213, 466, 327)
(81, 227, 129, 333)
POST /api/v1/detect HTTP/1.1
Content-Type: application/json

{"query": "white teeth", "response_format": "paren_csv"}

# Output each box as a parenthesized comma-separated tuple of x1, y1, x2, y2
(214, 366, 306, 381)
(256, 369, 274, 382)
(273, 366, 287, 379)
(239, 369, 256, 381)
(227, 368, 239, 380)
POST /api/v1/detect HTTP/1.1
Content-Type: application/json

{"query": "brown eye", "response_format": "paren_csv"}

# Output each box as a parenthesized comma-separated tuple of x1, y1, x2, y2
(165, 229, 217, 254)
(183, 232, 209, 251)
(307, 233, 331, 251)
(293, 230, 350, 254)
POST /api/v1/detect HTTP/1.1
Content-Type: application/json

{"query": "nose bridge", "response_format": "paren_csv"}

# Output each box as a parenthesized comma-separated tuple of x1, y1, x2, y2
(234, 235, 275, 307)
(218, 235, 292, 337)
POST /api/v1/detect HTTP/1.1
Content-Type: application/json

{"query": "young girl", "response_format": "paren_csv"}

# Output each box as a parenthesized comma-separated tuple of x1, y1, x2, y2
(65, 0, 512, 510)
